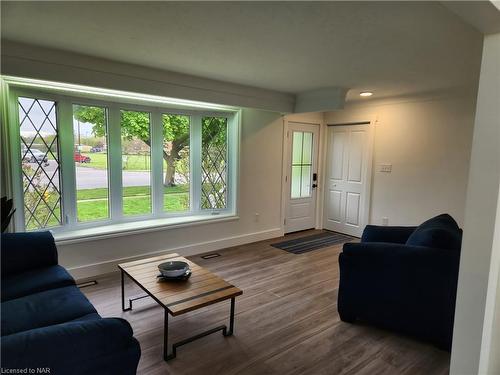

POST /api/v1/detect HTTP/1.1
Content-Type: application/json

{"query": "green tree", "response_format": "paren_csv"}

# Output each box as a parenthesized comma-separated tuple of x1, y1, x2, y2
(73, 106, 227, 187)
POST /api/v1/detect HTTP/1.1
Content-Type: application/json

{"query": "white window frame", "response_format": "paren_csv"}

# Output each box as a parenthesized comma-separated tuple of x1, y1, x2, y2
(5, 82, 240, 238)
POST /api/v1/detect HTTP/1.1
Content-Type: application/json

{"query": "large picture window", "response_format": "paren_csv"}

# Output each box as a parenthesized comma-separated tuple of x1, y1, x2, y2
(8, 84, 238, 235)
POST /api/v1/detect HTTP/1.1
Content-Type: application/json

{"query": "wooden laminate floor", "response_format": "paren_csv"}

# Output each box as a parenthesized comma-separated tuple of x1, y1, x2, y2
(82, 230, 450, 375)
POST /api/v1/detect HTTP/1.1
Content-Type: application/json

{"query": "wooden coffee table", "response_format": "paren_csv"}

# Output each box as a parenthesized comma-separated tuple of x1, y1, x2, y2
(118, 253, 242, 361)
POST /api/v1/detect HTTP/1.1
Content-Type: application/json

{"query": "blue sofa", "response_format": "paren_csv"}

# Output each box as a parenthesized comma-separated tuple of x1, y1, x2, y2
(338, 214, 462, 350)
(1, 232, 141, 374)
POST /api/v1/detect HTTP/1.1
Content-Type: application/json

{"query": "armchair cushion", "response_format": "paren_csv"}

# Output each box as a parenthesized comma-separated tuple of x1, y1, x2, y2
(1, 265, 75, 302)
(1, 232, 58, 277)
(361, 225, 417, 244)
(1, 318, 141, 375)
(2, 286, 97, 336)
(406, 213, 461, 250)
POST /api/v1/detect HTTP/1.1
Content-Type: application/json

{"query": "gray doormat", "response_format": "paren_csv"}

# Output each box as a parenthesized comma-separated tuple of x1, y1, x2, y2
(271, 231, 356, 254)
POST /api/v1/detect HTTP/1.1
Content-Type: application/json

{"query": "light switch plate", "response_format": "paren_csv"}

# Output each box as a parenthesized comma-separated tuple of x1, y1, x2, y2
(380, 164, 392, 173)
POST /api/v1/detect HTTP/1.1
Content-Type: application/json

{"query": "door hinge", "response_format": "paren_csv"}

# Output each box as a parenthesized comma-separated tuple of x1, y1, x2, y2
(287, 130, 289, 138)
(285, 175, 288, 182)
(284, 218, 286, 225)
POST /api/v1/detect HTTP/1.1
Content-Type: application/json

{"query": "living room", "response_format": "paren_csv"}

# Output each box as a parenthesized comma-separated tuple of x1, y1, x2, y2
(1, 1, 499, 375)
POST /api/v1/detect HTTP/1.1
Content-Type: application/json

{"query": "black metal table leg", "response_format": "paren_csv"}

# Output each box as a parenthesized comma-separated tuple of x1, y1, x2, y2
(121, 270, 149, 311)
(164, 310, 173, 360)
(224, 297, 235, 336)
(121, 269, 132, 312)
(164, 298, 237, 361)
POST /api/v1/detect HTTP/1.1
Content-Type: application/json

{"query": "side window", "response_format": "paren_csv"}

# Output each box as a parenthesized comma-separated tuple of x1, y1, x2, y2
(18, 97, 62, 230)
(201, 117, 228, 210)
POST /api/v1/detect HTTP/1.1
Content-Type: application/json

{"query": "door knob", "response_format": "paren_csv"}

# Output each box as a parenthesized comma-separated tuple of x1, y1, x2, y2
(312, 184, 318, 189)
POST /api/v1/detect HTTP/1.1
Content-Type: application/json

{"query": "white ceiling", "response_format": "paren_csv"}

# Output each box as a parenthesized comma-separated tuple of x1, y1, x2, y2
(0, 1, 486, 101)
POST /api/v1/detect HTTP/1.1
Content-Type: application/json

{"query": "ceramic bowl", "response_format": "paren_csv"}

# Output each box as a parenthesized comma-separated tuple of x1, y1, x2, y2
(158, 261, 189, 278)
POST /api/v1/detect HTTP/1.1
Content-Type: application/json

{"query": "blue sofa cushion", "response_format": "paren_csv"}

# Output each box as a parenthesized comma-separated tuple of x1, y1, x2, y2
(1, 232, 58, 277)
(1, 265, 75, 302)
(1, 318, 141, 375)
(406, 214, 461, 250)
(361, 225, 417, 244)
(1, 285, 97, 336)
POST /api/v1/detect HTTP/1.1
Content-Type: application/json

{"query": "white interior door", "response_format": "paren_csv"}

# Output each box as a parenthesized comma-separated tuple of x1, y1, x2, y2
(285, 123, 319, 233)
(324, 124, 372, 237)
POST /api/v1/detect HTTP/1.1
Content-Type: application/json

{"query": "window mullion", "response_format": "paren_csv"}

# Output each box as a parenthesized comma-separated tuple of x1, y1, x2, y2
(151, 111, 163, 216)
(108, 107, 123, 220)
(58, 99, 77, 228)
(191, 114, 202, 213)
(7, 89, 25, 231)
(227, 111, 240, 213)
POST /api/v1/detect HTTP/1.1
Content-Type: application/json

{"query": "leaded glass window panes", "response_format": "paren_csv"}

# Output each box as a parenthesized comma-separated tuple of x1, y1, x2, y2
(18, 97, 62, 230)
(291, 131, 313, 199)
(201, 117, 228, 209)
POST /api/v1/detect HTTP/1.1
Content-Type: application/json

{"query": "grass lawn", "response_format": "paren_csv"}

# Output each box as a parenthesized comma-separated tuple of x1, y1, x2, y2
(76, 152, 170, 171)
(76, 185, 189, 221)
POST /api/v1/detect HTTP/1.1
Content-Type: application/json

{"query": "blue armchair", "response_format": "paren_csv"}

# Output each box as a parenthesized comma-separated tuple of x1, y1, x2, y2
(338, 214, 462, 350)
(1, 232, 141, 374)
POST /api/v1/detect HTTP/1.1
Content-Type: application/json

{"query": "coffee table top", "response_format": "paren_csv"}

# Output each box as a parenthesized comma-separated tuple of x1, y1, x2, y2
(118, 253, 242, 316)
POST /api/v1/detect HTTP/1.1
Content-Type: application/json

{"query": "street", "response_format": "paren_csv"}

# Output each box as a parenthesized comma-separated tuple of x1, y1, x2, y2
(25, 161, 151, 189)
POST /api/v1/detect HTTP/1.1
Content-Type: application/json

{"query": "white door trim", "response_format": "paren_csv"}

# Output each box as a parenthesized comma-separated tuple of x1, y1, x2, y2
(323, 119, 375, 236)
(281, 118, 322, 233)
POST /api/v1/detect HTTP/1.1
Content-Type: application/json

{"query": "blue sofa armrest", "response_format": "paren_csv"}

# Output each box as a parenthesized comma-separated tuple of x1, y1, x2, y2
(361, 225, 417, 243)
(338, 242, 460, 350)
(1, 318, 141, 374)
(1, 232, 58, 278)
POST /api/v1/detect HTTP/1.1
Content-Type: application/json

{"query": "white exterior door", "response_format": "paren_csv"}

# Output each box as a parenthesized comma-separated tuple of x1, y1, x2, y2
(285, 123, 320, 233)
(324, 124, 372, 237)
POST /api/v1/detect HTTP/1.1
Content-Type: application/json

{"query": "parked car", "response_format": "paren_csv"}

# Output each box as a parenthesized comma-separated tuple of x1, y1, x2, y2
(90, 147, 103, 153)
(22, 149, 49, 164)
(74, 152, 91, 163)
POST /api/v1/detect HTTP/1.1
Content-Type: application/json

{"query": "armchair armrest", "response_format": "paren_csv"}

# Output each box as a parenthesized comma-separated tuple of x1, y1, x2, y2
(361, 225, 417, 244)
(1, 232, 58, 278)
(1, 318, 140, 373)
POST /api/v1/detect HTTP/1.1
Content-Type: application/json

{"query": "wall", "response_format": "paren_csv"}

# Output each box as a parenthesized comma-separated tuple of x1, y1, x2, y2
(1, 41, 295, 113)
(57, 108, 285, 279)
(484, 194, 500, 374)
(324, 91, 477, 226)
(450, 32, 500, 375)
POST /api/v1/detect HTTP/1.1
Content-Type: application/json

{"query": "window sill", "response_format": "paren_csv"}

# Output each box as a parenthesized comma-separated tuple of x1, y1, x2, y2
(53, 213, 238, 245)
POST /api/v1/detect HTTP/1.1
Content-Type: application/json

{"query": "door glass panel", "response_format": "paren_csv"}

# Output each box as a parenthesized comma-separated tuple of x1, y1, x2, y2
(291, 166, 302, 198)
(162, 114, 190, 212)
(120, 110, 151, 216)
(292, 132, 303, 164)
(302, 132, 312, 164)
(290, 130, 313, 199)
(73, 105, 109, 222)
(301, 165, 312, 197)
(19, 97, 62, 230)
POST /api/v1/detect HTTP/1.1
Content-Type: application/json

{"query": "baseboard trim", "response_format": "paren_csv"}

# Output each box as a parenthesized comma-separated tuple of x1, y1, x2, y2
(67, 227, 284, 280)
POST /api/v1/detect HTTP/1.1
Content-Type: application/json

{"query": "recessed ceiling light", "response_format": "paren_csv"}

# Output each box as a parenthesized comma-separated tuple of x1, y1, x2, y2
(360, 91, 373, 97)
